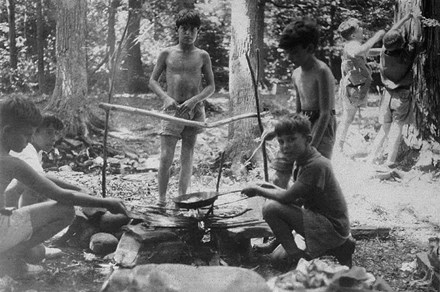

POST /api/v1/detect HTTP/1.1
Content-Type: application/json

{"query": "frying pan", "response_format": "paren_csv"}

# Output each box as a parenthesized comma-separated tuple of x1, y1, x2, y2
(172, 189, 243, 209)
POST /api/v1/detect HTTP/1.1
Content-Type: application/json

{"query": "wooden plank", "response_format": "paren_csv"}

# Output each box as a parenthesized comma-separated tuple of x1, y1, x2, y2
(351, 226, 391, 239)
(113, 231, 142, 268)
(99, 102, 268, 128)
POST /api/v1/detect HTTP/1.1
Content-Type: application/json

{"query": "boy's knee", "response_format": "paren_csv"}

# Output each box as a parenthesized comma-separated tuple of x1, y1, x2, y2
(262, 200, 281, 219)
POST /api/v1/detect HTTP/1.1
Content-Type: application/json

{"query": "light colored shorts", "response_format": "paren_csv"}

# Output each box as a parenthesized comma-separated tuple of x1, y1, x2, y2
(0, 208, 33, 254)
(380, 88, 412, 125)
(160, 102, 205, 139)
(339, 78, 372, 109)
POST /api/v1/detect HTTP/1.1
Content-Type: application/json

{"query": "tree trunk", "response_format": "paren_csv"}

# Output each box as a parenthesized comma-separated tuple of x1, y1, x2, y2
(46, 0, 89, 139)
(36, 0, 45, 93)
(124, 0, 144, 93)
(227, 0, 261, 171)
(411, 0, 440, 143)
(6, 0, 17, 70)
(107, 0, 120, 58)
(255, 0, 266, 87)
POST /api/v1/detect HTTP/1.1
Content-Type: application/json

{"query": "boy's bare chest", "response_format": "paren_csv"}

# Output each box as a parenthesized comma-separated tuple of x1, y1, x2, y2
(166, 52, 202, 73)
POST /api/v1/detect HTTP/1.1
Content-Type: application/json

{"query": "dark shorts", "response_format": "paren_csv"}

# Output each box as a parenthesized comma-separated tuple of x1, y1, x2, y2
(160, 102, 205, 139)
(271, 112, 336, 172)
(340, 79, 372, 108)
(380, 88, 412, 125)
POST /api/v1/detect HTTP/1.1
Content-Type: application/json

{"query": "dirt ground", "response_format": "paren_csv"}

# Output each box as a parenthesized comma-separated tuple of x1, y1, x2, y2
(2, 92, 439, 292)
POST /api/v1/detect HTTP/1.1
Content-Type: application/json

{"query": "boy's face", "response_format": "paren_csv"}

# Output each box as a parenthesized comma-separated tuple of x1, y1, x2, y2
(6, 124, 35, 153)
(178, 25, 199, 45)
(284, 44, 313, 67)
(277, 132, 309, 161)
(352, 27, 363, 41)
(33, 124, 59, 152)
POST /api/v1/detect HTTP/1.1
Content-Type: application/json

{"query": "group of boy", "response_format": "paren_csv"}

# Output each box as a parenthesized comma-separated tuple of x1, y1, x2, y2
(338, 13, 421, 167)
(0, 8, 422, 278)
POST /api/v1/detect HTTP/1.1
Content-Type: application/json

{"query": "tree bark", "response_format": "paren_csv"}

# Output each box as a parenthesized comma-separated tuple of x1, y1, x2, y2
(46, 0, 88, 138)
(228, 0, 262, 170)
(6, 0, 17, 70)
(107, 0, 120, 59)
(413, 0, 440, 142)
(36, 0, 45, 93)
(124, 0, 144, 93)
(396, 0, 440, 143)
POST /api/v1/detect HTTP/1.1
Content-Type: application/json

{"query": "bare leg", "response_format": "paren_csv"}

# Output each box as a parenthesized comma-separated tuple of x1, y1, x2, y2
(338, 104, 358, 151)
(19, 189, 46, 207)
(262, 200, 304, 256)
(7, 201, 74, 255)
(365, 122, 391, 163)
(178, 134, 197, 196)
(158, 135, 178, 204)
(385, 122, 403, 165)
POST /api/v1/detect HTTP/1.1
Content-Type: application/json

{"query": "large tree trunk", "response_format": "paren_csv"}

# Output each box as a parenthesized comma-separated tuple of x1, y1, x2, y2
(409, 0, 440, 143)
(46, 0, 89, 138)
(124, 0, 144, 93)
(227, 0, 262, 171)
(6, 0, 17, 70)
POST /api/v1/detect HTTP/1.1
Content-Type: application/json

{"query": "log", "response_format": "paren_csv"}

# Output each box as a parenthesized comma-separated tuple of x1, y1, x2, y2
(351, 226, 391, 239)
(99, 102, 268, 128)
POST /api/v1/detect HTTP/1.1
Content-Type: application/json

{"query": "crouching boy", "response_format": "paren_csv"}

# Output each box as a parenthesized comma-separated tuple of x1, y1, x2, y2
(241, 113, 354, 269)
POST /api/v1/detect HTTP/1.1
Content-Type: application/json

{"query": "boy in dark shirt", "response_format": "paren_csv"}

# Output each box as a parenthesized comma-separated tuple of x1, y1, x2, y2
(242, 114, 354, 269)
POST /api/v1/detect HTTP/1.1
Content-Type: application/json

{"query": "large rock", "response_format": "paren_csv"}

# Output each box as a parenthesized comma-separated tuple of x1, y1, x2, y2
(100, 264, 271, 292)
(90, 232, 119, 255)
(99, 211, 131, 233)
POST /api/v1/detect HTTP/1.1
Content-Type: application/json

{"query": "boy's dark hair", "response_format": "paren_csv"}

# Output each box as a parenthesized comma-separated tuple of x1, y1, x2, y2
(38, 114, 64, 131)
(176, 9, 201, 29)
(279, 18, 320, 50)
(274, 113, 312, 137)
(338, 18, 361, 40)
(0, 96, 42, 128)
(383, 30, 404, 50)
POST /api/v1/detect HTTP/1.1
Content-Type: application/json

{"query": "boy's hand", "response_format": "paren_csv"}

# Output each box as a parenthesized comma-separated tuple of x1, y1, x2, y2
(177, 98, 197, 117)
(164, 98, 178, 111)
(241, 186, 258, 197)
(105, 198, 129, 216)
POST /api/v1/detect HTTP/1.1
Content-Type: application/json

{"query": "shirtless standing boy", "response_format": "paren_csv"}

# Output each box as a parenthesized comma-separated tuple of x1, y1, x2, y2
(149, 9, 215, 206)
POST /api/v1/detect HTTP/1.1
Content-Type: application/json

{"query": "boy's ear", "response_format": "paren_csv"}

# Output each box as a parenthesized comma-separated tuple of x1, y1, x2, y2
(306, 134, 313, 143)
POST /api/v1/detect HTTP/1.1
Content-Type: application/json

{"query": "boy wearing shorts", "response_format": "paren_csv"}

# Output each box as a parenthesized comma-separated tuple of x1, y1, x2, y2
(242, 114, 354, 270)
(365, 12, 421, 166)
(149, 9, 215, 206)
(337, 18, 385, 152)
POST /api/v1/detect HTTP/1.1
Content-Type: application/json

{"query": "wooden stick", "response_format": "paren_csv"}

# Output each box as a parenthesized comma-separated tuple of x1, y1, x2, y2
(99, 102, 268, 128)
(245, 51, 269, 182)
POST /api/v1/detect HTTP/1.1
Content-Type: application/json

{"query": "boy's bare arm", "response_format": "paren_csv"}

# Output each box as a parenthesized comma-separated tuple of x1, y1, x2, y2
(295, 85, 301, 113)
(149, 50, 177, 110)
(177, 51, 215, 116)
(356, 30, 386, 56)
(14, 160, 127, 215)
(390, 12, 413, 32)
(311, 68, 333, 148)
